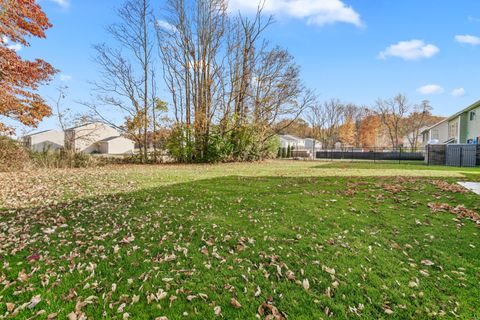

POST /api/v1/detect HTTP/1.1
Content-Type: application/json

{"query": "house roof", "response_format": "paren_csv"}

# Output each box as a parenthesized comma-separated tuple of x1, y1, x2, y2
(279, 134, 303, 141)
(99, 136, 134, 143)
(446, 100, 480, 121)
(24, 129, 57, 137)
(422, 100, 480, 134)
(99, 136, 121, 142)
(422, 119, 448, 134)
(66, 122, 107, 131)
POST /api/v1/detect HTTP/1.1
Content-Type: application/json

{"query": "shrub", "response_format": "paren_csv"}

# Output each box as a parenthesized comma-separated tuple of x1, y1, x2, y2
(29, 149, 98, 169)
(166, 124, 280, 163)
(0, 136, 30, 172)
(166, 125, 196, 163)
(205, 130, 234, 163)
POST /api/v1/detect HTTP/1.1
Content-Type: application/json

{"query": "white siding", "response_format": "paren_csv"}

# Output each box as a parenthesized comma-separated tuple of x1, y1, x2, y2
(279, 135, 305, 149)
(304, 138, 321, 150)
(68, 123, 120, 154)
(101, 137, 135, 154)
(25, 130, 64, 152)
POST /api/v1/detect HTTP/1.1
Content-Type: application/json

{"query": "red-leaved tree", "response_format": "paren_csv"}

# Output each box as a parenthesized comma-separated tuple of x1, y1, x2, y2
(0, 0, 57, 134)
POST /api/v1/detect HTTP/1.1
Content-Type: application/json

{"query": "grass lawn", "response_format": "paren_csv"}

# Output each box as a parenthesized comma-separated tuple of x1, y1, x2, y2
(0, 161, 479, 319)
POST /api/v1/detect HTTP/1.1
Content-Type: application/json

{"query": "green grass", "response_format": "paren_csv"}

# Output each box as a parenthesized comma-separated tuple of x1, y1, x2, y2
(0, 161, 479, 319)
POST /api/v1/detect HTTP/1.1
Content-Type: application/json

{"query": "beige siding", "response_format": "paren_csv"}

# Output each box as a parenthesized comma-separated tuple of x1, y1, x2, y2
(425, 121, 448, 144)
(68, 123, 120, 154)
(101, 137, 135, 154)
(26, 131, 64, 152)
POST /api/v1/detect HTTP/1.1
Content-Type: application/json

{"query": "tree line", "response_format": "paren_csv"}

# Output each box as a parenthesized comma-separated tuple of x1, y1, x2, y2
(1, 0, 445, 164)
(279, 94, 444, 150)
(77, 0, 314, 163)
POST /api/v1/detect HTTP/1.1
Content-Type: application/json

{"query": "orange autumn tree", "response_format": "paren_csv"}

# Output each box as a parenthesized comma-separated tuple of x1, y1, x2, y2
(0, 0, 56, 134)
(338, 119, 356, 147)
(358, 114, 381, 149)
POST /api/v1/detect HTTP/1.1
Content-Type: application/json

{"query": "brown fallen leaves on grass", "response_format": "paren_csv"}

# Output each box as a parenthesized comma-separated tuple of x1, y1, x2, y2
(0, 167, 137, 209)
(431, 180, 468, 194)
(428, 202, 480, 225)
(258, 297, 287, 320)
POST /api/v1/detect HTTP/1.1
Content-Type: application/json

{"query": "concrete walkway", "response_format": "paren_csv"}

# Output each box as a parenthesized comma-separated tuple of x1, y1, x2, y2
(458, 182, 480, 195)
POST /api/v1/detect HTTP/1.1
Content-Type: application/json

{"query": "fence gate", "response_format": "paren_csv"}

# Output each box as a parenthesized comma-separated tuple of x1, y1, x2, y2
(446, 145, 477, 167)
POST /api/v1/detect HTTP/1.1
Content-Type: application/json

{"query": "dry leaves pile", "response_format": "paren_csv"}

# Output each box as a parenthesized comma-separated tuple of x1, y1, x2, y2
(431, 180, 468, 194)
(428, 202, 480, 225)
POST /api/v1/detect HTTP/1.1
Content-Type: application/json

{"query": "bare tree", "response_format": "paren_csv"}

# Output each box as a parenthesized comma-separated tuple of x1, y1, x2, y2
(83, 0, 156, 162)
(375, 93, 410, 149)
(158, 0, 227, 160)
(308, 99, 345, 149)
(224, 2, 273, 127)
(53, 86, 70, 132)
(157, 0, 309, 161)
(405, 100, 432, 149)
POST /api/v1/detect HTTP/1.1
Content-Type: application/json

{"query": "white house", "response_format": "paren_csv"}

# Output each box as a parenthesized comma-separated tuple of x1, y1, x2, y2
(304, 138, 322, 150)
(65, 122, 135, 154)
(24, 123, 135, 155)
(279, 135, 305, 149)
(23, 130, 64, 152)
(98, 136, 135, 154)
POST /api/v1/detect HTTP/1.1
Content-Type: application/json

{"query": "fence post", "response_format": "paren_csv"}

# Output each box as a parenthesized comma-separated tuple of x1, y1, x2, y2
(399, 147, 402, 164)
(459, 145, 463, 167)
(426, 145, 429, 166)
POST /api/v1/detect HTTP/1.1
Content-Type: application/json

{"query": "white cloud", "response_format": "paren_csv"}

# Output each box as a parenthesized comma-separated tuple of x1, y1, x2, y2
(60, 74, 72, 82)
(228, 0, 362, 27)
(157, 20, 176, 32)
(468, 16, 480, 23)
(378, 40, 439, 60)
(2, 36, 21, 51)
(7, 43, 22, 52)
(455, 34, 480, 45)
(417, 84, 444, 95)
(451, 88, 466, 97)
(46, 0, 69, 7)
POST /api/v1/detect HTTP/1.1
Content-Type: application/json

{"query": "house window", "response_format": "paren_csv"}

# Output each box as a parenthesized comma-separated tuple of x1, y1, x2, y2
(448, 121, 458, 139)
(470, 111, 476, 121)
(431, 129, 439, 140)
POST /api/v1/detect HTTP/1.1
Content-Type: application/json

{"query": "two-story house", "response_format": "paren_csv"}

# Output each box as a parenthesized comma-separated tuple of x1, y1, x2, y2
(423, 100, 480, 145)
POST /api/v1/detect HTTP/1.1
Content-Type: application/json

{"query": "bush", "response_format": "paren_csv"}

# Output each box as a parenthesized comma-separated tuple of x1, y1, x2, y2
(166, 125, 196, 163)
(205, 130, 234, 163)
(30, 148, 98, 169)
(165, 124, 280, 163)
(0, 136, 30, 172)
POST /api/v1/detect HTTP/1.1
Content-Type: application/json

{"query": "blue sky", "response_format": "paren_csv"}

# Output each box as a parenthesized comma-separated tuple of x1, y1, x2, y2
(16, 0, 480, 132)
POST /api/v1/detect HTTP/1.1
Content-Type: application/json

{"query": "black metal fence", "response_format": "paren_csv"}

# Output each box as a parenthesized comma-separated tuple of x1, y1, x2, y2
(315, 147, 425, 163)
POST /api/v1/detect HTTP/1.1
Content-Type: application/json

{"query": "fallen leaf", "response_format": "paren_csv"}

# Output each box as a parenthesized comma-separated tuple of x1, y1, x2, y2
(230, 298, 242, 309)
(302, 279, 310, 291)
